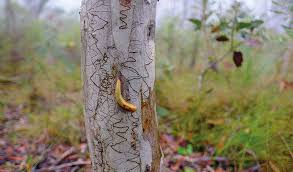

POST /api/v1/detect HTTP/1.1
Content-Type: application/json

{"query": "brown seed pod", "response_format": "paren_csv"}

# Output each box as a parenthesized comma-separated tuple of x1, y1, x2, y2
(216, 35, 229, 42)
(233, 51, 243, 67)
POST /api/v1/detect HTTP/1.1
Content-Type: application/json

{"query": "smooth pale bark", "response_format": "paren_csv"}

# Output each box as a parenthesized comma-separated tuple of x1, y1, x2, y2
(80, 0, 162, 171)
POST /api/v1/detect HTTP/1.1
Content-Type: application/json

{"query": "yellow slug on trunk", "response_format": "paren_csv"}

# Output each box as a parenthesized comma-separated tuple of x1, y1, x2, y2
(115, 79, 137, 112)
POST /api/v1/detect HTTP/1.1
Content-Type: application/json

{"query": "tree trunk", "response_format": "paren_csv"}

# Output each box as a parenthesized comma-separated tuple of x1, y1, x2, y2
(280, 42, 293, 79)
(80, 0, 162, 171)
(32, 0, 49, 18)
(5, 0, 16, 37)
(24, 0, 50, 18)
(182, 0, 188, 26)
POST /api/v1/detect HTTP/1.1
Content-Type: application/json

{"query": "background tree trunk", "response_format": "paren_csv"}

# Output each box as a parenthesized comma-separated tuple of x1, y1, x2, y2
(280, 42, 293, 79)
(5, 0, 16, 37)
(24, 0, 50, 18)
(80, 0, 162, 171)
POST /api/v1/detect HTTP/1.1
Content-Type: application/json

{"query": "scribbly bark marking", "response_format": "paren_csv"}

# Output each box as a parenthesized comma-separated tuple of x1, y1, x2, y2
(119, 0, 132, 6)
(119, 0, 132, 30)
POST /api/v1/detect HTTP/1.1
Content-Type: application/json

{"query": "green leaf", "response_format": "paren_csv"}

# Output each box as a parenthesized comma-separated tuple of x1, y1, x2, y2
(177, 146, 187, 155)
(251, 20, 264, 29)
(290, 5, 293, 12)
(271, 10, 286, 14)
(156, 106, 170, 117)
(236, 22, 253, 31)
(272, 1, 283, 7)
(177, 144, 193, 155)
(283, 26, 293, 38)
(220, 21, 229, 30)
(184, 167, 196, 172)
(186, 144, 193, 155)
(236, 20, 263, 31)
(189, 19, 202, 30)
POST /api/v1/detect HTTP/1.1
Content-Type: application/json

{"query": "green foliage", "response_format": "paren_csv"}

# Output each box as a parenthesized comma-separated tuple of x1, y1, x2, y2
(156, 16, 198, 76)
(272, 0, 293, 34)
(156, 17, 293, 168)
(178, 144, 193, 156)
(28, 105, 83, 144)
(157, 57, 293, 170)
(283, 26, 293, 38)
(236, 20, 264, 31)
(157, 106, 170, 118)
(189, 19, 202, 30)
(0, 56, 83, 144)
(183, 167, 196, 172)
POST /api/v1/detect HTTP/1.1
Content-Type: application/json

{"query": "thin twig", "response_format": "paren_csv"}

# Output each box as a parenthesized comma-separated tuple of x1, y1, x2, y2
(278, 132, 293, 159)
(70, 166, 81, 172)
(32, 145, 53, 172)
(206, 165, 215, 172)
(54, 147, 76, 165)
(244, 149, 260, 166)
(174, 155, 228, 163)
(243, 164, 261, 172)
(0, 76, 18, 84)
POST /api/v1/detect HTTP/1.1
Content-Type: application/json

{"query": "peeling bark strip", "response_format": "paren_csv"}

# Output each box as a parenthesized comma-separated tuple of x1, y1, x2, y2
(80, 0, 162, 171)
(141, 91, 162, 172)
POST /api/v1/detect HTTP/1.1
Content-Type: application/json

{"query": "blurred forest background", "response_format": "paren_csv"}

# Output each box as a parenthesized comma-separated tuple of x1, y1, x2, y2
(0, 0, 292, 171)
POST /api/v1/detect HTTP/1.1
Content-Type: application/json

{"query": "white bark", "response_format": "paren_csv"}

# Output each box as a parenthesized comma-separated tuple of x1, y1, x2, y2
(80, 0, 162, 171)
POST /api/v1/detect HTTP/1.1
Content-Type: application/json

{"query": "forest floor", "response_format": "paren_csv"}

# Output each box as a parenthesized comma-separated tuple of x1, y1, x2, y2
(0, 109, 260, 172)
